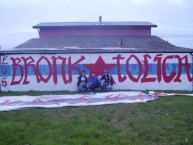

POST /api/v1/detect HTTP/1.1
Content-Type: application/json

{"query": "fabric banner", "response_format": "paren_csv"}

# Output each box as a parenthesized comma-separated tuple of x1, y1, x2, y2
(0, 91, 157, 111)
(149, 91, 193, 97)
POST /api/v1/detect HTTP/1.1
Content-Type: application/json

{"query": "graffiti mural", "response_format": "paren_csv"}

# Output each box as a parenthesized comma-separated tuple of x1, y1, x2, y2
(0, 53, 193, 91)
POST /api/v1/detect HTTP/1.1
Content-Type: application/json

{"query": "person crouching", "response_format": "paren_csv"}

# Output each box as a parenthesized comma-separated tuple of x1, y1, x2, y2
(77, 71, 88, 92)
(87, 72, 102, 92)
(100, 70, 114, 91)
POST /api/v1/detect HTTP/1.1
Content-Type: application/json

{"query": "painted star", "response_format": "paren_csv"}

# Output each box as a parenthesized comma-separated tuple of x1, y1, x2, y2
(84, 56, 116, 76)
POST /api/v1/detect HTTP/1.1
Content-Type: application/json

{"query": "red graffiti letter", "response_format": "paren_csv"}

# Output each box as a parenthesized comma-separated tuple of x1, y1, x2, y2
(1, 78, 7, 87)
(174, 55, 183, 82)
(21, 56, 35, 84)
(36, 56, 52, 83)
(175, 55, 193, 82)
(141, 54, 156, 83)
(112, 54, 126, 82)
(2, 56, 8, 64)
(10, 57, 23, 85)
(162, 55, 176, 83)
(51, 56, 67, 84)
(61, 56, 85, 84)
(126, 54, 142, 82)
(69, 55, 85, 74)
(1, 66, 7, 75)
(154, 54, 163, 82)
(61, 57, 69, 84)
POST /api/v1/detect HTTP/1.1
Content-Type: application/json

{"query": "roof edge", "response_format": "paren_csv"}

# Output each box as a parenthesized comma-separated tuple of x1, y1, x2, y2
(1, 47, 192, 54)
(33, 22, 157, 29)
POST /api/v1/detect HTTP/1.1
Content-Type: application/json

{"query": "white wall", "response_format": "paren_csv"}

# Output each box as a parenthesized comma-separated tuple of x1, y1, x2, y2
(0, 53, 193, 91)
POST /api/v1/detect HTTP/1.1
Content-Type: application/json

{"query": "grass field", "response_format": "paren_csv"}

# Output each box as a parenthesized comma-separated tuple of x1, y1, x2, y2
(0, 91, 193, 145)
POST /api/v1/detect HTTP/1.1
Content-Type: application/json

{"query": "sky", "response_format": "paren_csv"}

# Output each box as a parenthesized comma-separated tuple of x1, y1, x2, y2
(0, 0, 193, 49)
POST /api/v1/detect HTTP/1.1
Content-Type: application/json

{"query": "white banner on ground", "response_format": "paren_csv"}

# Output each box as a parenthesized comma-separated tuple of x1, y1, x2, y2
(0, 91, 157, 111)
(149, 91, 193, 97)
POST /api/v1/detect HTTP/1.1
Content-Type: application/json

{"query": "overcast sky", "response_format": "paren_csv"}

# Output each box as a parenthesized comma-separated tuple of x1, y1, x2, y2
(0, 0, 193, 49)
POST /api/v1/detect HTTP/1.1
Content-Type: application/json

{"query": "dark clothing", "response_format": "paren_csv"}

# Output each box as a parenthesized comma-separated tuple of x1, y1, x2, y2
(100, 74, 114, 91)
(77, 75, 88, 92)
(101, 74, 114, 85)
(77, 76, 87, 87)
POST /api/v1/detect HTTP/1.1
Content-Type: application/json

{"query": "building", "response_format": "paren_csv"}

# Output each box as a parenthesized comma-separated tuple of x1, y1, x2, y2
(0, 17, 193, 91)
(15, 17, 191, 52)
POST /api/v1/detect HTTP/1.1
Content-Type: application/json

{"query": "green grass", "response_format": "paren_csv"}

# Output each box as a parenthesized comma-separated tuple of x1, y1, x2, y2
(0, 91, 193, 145)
